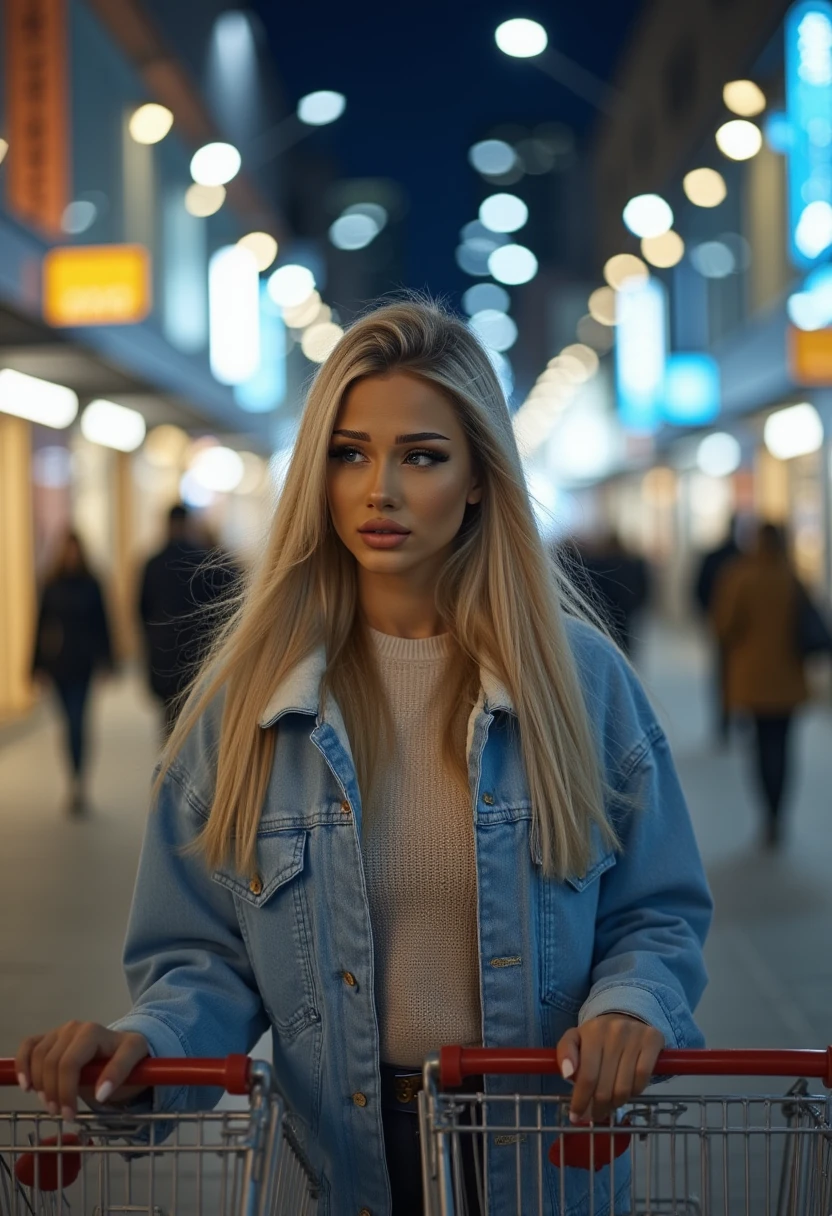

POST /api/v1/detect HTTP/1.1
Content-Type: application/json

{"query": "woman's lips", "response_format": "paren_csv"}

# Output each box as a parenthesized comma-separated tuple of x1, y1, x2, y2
(358, 531, 410, 549)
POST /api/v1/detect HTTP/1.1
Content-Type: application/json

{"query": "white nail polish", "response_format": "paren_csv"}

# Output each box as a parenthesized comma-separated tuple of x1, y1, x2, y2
(95, 1080, 113, 1104)
(561, 1060, 575, 1080)
(17, 1073, 29, 1092)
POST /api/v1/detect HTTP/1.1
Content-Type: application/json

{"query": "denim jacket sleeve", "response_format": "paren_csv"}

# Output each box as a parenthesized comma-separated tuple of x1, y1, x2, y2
(567, 620, 713, 1049)
(108, 759, 270, 1115)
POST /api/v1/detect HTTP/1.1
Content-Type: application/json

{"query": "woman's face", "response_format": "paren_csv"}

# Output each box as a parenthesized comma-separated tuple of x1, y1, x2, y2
(325, 370, 482, 585)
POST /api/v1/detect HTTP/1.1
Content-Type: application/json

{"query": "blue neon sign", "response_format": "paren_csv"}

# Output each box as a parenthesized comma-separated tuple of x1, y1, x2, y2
(615, 276, 666, 432)
(785, 0, 832, 267)
(234, 284, 287, 413)
(662, 353, 720, 426)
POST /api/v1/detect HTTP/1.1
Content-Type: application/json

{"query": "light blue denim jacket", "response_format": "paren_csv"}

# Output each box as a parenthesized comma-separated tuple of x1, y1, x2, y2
(111, 619, 712, 1215)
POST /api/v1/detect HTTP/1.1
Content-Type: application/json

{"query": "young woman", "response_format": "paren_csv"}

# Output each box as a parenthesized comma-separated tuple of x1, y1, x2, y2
(31, 529, 113, 813)
(17, 301, 712, 1215)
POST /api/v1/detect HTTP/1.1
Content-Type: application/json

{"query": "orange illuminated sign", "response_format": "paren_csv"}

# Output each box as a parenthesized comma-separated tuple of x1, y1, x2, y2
(5, 0, 70, 235)
(43, 245, 152, 327)
(788, 324, 832, 384)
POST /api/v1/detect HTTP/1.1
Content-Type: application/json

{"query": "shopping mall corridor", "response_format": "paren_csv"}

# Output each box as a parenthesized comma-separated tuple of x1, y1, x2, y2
(1, 621, 832, 1103)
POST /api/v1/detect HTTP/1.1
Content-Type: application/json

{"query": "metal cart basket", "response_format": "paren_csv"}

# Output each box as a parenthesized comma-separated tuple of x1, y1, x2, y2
(0, 1055, 318, 1215)
(418, 1046, 832, 1216)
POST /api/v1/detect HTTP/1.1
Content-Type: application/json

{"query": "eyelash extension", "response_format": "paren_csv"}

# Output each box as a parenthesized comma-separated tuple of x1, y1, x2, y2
(326, 445, 449, 466)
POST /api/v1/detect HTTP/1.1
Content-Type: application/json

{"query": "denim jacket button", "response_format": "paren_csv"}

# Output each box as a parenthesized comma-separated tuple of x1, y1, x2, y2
(343, 971, 357, 987)
(359, 1209, 371, 1216)
(352, 1091, 367, 1107)
(482, 792, 494, 805)
(248, 875, 263, 896)
(340, 800, 351, 815)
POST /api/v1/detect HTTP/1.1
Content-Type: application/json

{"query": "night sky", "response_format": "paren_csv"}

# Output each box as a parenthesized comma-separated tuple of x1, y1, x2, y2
(253, 1, 645, 302)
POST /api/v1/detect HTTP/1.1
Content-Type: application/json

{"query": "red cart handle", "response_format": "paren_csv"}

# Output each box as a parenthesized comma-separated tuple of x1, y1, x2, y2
(439, 1046, 832, 1089)
(0, 1054, 252, 1095)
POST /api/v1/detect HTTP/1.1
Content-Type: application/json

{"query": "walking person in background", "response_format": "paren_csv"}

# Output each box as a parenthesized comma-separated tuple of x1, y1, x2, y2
(694, 515, 741, 745)
(713, 522, 807, 848)
(138, 504, 239, 738)
(31, 530, 113, 814)
(576, 531, 650, 658)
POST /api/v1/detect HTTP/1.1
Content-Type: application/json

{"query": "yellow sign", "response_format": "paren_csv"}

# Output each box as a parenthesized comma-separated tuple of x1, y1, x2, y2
(43, 244, 152, 327)
(787, 324, 832, 385)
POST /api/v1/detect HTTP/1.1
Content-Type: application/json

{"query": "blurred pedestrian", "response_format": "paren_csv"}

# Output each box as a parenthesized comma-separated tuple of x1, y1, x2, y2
(578, 532, 650, 657)
(138, 504, 239, 737)
(694, 516, 741, 744)
(713, 523, 807, 848)
(31, 530, 113, 813)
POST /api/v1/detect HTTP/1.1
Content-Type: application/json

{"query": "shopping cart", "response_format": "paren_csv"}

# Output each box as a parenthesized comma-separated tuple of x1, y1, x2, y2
(418, 1046, 832, 1215)
(0, 1054, 319, 1215)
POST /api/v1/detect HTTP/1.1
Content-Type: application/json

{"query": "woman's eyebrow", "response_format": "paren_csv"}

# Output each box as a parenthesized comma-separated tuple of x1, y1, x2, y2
(331, 429, 451, 443)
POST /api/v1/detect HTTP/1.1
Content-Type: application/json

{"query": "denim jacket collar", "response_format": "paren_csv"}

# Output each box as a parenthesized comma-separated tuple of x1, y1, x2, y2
(257, 643, 515, 729)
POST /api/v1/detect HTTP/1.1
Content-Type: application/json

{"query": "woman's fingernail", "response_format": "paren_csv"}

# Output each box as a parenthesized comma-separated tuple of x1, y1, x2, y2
(569, 1111, 579, 1125)
(95, 1080, 113, 1104)
(47, 1101, 58, 1117)
(17, 1073, 29, 1092)
(561, 1060, 575, 1080)
(61, 1106, 75, 1123)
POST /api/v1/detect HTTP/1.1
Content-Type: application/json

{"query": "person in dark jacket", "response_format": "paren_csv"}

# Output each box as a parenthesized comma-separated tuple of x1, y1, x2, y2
(138, 504, 239, 737)
(694, 516, 741, 744)
(32, 530, 113, 813)
(576, 532, 650, 657)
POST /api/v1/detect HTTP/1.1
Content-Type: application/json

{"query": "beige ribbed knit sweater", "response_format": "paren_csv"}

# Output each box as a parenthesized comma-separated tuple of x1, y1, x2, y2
(362, 628, 482, 1066)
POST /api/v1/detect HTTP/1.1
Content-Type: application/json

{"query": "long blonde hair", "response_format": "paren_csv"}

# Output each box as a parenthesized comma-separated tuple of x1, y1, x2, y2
(156, 298, 616, 880)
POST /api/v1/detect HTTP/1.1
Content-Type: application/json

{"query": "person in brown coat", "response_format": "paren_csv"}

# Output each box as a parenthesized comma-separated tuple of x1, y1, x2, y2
(712, 522, 808, 847)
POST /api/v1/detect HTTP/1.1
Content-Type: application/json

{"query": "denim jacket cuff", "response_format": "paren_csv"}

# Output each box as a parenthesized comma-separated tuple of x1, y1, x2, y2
(106, 1013, 189, 1115)
(578, 984, 681, 1048)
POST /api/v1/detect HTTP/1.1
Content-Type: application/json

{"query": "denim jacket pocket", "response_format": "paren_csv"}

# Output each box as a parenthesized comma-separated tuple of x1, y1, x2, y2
(212, 829, 319, 1038)
(540, 848, 617, 1017)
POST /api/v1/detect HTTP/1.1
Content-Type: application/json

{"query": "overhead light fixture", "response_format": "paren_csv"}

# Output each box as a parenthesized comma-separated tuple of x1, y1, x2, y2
(0, 369, 78, 428)
(641, 230, 685, 268)
(297, 90, 346, 126)
(184, 183, 226, 217)
(488, 243, 538, 285)
(80, 399, 146, 452)
(189, 445, 245, 493)
(190, 141, 241, 187)
(495, 17, 548, 57)
(697, 432, 741, 478)
(588, 286, 617, 326)
(128, 103, 174, 145)
(683, 168, 727, 207)
(603, 253, 648, 290)
(723, 80, 766, 117)
(479, 193, 528, 233)
(715, 119, 762, 160)
(237, 231, 278, 271)
(267, 264, 317, 308)
(468, 139, 517, 176)
(209, 245, 260, 385)
(622, 194, 673, 239)
(763, 403, 823, 460)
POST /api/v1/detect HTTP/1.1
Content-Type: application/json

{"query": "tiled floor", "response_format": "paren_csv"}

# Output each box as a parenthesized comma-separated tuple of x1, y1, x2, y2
(1, 619, 830, 1113)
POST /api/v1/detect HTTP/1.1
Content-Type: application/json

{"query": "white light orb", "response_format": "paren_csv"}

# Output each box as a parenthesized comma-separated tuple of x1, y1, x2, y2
(697, 432, 741, 478)
(190, 141, 241, 186)
(479, 193, 528, 233)
(267, 264, 316, 308)
(495, 18, 548, 58)
(795, 200, 832, 259)
(462, 282, 510, 315)
(282, 291, 322, 329)
(722, 80, 766, 118)
(329, 213, 379, 250)
(469, 309, 518, 352)
(129, 103, 173, 145)
(456, 241, 496, 276)
(144, 424, 189, 469)
(61, 200, 97, 234)
(691, 241, 735, 279)
(189, 445, 245, 493)
(301, 321, 344, 362)
(184, 183, 226, 217)
(641, 230, 685, 268)
(81, 399, 146, 453)
(179, 470, 216, 509)
(343, 202, 388, 229)
(488, 243, 538, 285)
(297, 90, 346, 126)
(787, 291, 826, 331)
(603, 253, 648, 290)
(588, 286, 617, 325)
(683, 167, 727, 207)
(468, 139, 517, 176)
(764, 403, 823, 461)
(715, 120, 762, 161)
(560, 343, 599, 378)
(237, 231, 278, 271)
(622, 194, 673, 239)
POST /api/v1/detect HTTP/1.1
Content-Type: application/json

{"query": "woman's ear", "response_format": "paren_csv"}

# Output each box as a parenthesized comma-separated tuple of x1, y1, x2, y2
(467, 479, 483, 506)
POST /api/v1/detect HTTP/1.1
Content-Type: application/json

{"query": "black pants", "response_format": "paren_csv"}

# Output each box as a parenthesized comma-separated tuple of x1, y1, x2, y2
(752, 714, 793, 826)
(54, 677, 91, 776)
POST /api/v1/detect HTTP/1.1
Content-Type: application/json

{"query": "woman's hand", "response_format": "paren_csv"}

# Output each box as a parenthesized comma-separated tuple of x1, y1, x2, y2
(16, 1023, 150, 1121)
(556, 1013, 664, 1123)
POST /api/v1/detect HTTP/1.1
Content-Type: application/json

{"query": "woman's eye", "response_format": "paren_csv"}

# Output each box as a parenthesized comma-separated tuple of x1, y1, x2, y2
(327, 446, 364, 463)
(327, 446, 447, 467)
(404, 449, 448, 467)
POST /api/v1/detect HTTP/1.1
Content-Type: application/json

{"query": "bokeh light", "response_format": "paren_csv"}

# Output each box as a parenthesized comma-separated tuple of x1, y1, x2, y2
(697, 433, 741, 478)
(469, 309, 518, 352)
(128, 103, 173, 145)
(479, 193, 528, 233)
(683, 168, 727, 207)
(641, 230, 685, 268)
(301, 321, 344, 362)
(190, 142, 241, 186)
(462, 282, 510, 315)
(715, 120, 762, 160)
(577, 313, 615, 353)
(237, 232, 278, 271)
(722, 80, 766, 117)
(488, 243, 538, 285)
(297, 90, 346, 125)
(329, 213, 379, 250)
(588, 286, 617, 325)
(468, 139, 517, 176)
(495, 17, 548, 57)
(622, 194, 673, 238)
(603, 253, 648, 290)
(267, 264, 316, 308)
(184, 183, 226, 217)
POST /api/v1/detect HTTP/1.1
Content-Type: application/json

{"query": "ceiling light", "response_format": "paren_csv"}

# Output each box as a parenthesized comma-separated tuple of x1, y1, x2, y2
(488, 243, 538, 285)
(697, 432, 741, 477)
(184, 183, 226, 217)
(479, 193, 528, 233)
(143, 424, 190, 468)
(80, 399, 146, 452)
(603, 253, 648, 289)
(267, 264, 316, 308)
(622, 194, 673, 238)
(189, 445, 245, 493)
(723, 80, 766, 117)
(495, 17, 548, 57)
(641, 230, 685, 268)
(683, 167, 727, 207)
(282, 291, 323, 328)
(190, 141, 241, 186)
(0, 369, 78, 428)
(128, 103, 173, 145)
(297, 90, 346, 126)
(715, 120, 762, 161)
(301, 322, 344, 363)
(329, 213, 379, 250)
(588, 286, 617, 325)
(468, 139, 517, 176)
(763, 403, 823, 460)
(237, 231, 278, 271)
